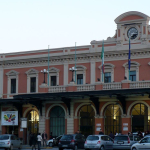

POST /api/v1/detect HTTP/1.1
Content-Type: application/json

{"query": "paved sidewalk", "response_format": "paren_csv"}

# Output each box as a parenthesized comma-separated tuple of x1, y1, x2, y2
(22, 145, 53, 149)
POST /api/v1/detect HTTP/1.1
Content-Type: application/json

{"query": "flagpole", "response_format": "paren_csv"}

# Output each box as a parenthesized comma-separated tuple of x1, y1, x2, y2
(48, 45, 50, 86)
(128, 37, 130, 80)
(75, 42, 76, 83)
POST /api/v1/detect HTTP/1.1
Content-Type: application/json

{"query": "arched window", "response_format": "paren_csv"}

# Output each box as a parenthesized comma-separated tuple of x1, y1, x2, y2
(50, 106, 65, 136)
(79, 105, 95, 137)
(104, 104, 121, 135)
(131, 103, 150, 132)
(27, 110, 39, 134)
(123, 61, 140, 81)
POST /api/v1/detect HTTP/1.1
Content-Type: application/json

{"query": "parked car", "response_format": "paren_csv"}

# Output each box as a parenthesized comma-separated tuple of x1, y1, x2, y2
(0, 134, 22, 150)
(131, 136, 150, 150)
(84, 135, 113, 150)
(58, 134, 85, 150)
(113, 135, 131, 149)
(47, 135, 62, 147)
(129, 135, 142, 145)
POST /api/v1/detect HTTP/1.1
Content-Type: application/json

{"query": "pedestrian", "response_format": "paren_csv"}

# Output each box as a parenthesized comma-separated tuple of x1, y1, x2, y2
(115, 130, 118, 136)
(76, 130, 80, 134)
(50, 132, 52, 139)
(37, 133, 42, 150)
(42, 131, 47, 147)
(31, 133, 37, 150)
(29, 132, 33, 147)
(109, 131, 114, 139)
(130, 132, 133, 136)
(99, 129, 104, 135)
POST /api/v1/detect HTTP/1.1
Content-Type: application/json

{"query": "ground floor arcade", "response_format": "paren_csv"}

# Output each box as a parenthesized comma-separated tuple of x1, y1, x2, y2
(1, 88, 150, 143)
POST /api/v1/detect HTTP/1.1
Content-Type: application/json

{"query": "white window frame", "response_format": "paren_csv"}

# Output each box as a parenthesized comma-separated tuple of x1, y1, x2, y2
(6, 70, 19, 98)
(48, 67, 60, 86)
(123, 61, 140, 81)
(25, 68, 39, 93)
(73, 65, 86, 84)
(98, 63, 115, 83)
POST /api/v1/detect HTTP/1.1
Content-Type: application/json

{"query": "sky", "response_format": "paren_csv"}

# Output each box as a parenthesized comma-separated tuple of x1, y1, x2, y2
(0, 0, 150, 53)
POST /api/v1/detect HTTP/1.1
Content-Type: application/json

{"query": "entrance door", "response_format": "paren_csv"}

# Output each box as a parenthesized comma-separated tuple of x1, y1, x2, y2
(104, 104, 121, 135)
(50, 106, 65, 137)
(79, 105, 95, 137)
(132, 103, 150, 132)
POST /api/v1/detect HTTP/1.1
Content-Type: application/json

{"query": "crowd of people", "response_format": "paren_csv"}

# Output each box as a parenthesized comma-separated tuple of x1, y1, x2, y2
(29, 131, 47, 150)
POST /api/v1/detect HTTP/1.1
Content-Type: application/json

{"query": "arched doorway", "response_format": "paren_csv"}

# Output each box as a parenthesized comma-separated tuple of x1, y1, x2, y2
(131, 103, 150, 132)
(79, 105, 95, 137)
(50, 106, 65, 137)
(104, 104, 121, 135)
(27, 110, 39, 134)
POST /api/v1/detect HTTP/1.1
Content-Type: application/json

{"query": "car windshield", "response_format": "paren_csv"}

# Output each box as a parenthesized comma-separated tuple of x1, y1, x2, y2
(114, 136, 128, 141)
(61, 135, 73, 140)
(87, 136, 99, 140)
(0, 135, 9, 140)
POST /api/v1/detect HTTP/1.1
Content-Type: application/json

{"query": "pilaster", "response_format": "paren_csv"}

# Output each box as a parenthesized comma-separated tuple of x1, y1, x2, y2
(0, 67, 3, 98)
(39, 104, 46, 134)
(90, 61, 95, 84)
(64, 63, 68, 85)
(67, 102, 74, 134)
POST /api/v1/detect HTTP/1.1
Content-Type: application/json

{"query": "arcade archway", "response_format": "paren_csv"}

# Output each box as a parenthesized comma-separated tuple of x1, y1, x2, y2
(104, 104, 121, 135)
(79, 105, 95, 137)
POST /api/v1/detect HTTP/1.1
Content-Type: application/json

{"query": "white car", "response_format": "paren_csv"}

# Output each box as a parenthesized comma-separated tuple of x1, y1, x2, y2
(131, 136, 150, 150)
(47, 135, 62, 147)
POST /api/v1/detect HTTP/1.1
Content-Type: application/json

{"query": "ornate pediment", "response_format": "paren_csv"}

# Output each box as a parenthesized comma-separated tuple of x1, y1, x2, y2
(6, 70, 19, 76)
(99, 63, 115, 69)
(75, 65, 87, 71)
(25, 68, 39, 75)
(123, 61, 140, 68)
(49, 67, 60, 73)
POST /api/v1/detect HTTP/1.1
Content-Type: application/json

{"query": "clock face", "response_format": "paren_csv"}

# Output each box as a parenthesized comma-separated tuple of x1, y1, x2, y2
(127, 27, 138, 40)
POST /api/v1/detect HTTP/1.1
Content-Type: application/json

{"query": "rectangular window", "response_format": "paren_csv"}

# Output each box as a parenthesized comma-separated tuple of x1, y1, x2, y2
(11, 79, 16, 94)
(51, 76, 56, 86)
(30, 77, 36, 93)
(77, 74, 83, 84)
(130, 71, 136, 81)
(104, 72, 111, 83)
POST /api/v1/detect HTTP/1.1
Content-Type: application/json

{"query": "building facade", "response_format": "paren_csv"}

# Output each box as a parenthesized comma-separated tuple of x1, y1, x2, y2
(1, 11, 150, 142)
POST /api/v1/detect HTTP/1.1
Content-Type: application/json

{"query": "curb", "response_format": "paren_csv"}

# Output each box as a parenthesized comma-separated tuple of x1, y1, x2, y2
(22, 147, 53, 149)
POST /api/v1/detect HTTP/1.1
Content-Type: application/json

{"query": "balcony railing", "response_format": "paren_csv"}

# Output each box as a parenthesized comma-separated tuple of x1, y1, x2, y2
(48, 86, 66, 93)
(103, 82, 122, 90)
(130, 81, 150, 89)
(77, 84, 95, 91)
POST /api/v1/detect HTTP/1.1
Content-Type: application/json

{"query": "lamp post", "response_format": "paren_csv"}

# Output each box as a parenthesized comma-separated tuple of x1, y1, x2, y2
(41, 69, 48, 83)
(69, 67, 77, 82)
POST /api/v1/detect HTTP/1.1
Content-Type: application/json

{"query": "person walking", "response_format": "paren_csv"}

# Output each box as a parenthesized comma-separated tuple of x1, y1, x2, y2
(37, 133, 42, 150)
(99, 129, 104, 135)
(42, 131, 47, 147)
(29, 132, 33, 147)
(109, 131, 114, 139)
(31, 133, 37, 150)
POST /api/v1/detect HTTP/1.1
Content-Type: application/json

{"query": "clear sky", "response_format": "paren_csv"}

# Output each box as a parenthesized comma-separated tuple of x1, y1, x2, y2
(0, 0, 150, 53)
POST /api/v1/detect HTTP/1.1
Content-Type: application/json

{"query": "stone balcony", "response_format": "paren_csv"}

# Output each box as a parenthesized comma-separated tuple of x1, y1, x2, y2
(44, 80, 150, 93)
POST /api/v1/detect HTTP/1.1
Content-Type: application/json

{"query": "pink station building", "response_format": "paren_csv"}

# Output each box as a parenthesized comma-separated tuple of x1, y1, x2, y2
(0, 11, 150, 143)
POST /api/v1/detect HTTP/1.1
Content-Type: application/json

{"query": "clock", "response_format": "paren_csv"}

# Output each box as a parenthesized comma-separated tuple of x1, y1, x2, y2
(127, 27, 138, 40)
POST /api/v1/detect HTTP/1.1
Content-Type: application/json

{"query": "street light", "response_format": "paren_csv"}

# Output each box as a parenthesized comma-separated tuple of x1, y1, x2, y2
(41, 69, 48, 83)
(69, 67, 77, 82)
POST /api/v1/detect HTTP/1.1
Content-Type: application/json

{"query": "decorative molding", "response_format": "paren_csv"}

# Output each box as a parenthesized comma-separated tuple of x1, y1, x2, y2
(25, 68, 39, 75)
(6, 70, 19, 76)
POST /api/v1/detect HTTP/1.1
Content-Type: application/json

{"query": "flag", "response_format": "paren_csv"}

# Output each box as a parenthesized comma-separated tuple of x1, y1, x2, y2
(101, 40, 104, 82)
(128, 38, 131, 71)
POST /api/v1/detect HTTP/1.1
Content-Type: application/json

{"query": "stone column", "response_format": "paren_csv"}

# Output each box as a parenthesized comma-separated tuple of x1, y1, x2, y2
(39, 103, 46, 134)
(67, 102, 74, 134)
